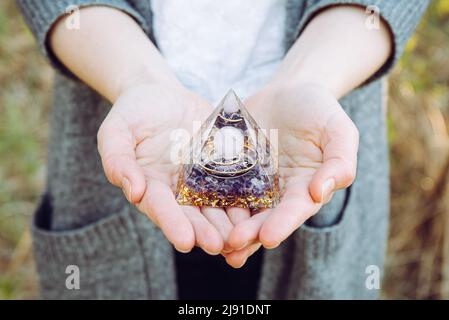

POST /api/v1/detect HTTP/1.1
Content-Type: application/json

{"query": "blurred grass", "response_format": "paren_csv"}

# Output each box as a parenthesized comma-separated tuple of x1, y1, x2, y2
(0, 0, 52, 299)
(0, 1, 448, 299)
(384, 0, 449, 299)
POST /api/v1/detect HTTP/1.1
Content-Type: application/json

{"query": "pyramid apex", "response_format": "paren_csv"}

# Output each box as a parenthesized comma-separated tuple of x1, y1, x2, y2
(225, 88, 237, 95)
(222, 89, 241, 113)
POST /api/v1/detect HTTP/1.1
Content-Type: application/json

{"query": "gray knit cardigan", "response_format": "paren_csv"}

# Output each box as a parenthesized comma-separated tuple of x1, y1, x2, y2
(17, 0, 428, 299)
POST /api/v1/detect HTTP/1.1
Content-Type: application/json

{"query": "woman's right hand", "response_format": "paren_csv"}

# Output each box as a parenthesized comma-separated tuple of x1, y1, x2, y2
(47, 5, 249, 258)
(97, 82, 238, 255)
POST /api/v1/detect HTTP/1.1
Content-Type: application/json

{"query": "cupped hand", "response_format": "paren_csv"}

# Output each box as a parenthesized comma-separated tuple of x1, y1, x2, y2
(97, 83, 239, 254)
(224, 82, 359, 267)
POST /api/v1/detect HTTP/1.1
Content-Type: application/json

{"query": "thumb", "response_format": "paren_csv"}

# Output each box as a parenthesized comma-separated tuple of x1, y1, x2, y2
(309, 112, 359, 203)
(97, 114, 146, 203)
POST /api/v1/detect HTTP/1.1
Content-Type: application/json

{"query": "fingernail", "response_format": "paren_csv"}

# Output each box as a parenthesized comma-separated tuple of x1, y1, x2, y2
(175, 246, 191, 254)
(223, 243, 234, 253)
(203, 248, 220, 256)
(235, 241, 248, 251)
(122, 178, 132, 202)
(236, 259, 248, 268)
(321, 178, 335, 204)
(264, 242, 280, 249)
(227, 257, 247, 269)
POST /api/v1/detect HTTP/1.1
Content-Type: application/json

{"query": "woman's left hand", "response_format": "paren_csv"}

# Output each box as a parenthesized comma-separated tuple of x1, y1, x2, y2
(223, 82, 359, 267)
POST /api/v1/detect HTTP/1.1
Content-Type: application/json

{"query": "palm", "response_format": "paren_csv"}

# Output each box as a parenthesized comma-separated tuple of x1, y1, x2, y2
(98, 84, 238, 254)
(131, 92, 202, 188)
(226, 83, 358, 262)
(273, 86, 340, 210)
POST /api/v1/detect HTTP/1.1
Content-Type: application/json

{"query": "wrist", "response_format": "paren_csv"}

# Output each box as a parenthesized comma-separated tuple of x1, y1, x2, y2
(113, 64, 182, 102)
(268, 5, 393, 100)
(269, 65, 345, 99)
(267, 72, 337, 98)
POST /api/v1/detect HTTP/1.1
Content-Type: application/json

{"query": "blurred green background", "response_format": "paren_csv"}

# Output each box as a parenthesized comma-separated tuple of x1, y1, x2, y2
(1, 1, 449, 299)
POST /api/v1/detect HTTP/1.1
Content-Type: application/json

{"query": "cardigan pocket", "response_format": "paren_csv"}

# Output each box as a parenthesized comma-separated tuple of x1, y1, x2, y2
(304, 186, 351, 229)
(31, 194, 150, 299)
(294, 186, 353, 261)
(287, 184, 378, 299)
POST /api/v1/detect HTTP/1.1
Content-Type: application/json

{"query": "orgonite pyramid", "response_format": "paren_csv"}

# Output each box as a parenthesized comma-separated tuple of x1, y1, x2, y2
(176, 90, 279, 209)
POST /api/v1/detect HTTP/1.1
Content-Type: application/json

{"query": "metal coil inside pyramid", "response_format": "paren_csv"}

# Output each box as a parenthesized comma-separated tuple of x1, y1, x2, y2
(176, 90, 280, 209)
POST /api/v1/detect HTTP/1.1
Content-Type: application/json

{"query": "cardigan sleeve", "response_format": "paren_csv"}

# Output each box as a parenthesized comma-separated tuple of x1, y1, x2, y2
(16, 0, 149, 77)
(294, 0, 429, 82)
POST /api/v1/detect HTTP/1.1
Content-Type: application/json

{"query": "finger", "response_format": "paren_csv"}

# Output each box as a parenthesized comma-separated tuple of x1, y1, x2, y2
(259, 182, 321, 249)
(201, 206, 234, 253)
(97, 114, 146, 203)
(309, 112, 359, 203)
(224, 243, 262, 269)
(228, 210, 270, 250)
(140, 179, 195, 253)
(183, 206, 223, 255)
(226, 207, 251, 225)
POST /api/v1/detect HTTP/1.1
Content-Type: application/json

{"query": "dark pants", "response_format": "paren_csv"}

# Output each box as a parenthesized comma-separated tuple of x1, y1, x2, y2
(175, 247, 264, 299)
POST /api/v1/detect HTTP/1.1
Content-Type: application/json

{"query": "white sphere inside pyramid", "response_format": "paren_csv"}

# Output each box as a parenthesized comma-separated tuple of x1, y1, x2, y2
(213, 126, 244, 160)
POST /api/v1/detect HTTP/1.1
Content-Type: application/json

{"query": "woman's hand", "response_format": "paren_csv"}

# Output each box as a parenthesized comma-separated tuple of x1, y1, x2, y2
(224, 82, 359, 267)
(48, 6, 245, 255)
(97, 83, 238, 254)
(224, 4, 392, 267)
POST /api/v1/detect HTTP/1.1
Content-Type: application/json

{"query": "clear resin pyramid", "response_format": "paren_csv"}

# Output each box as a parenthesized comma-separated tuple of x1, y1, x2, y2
(176, 90, 280, 209)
